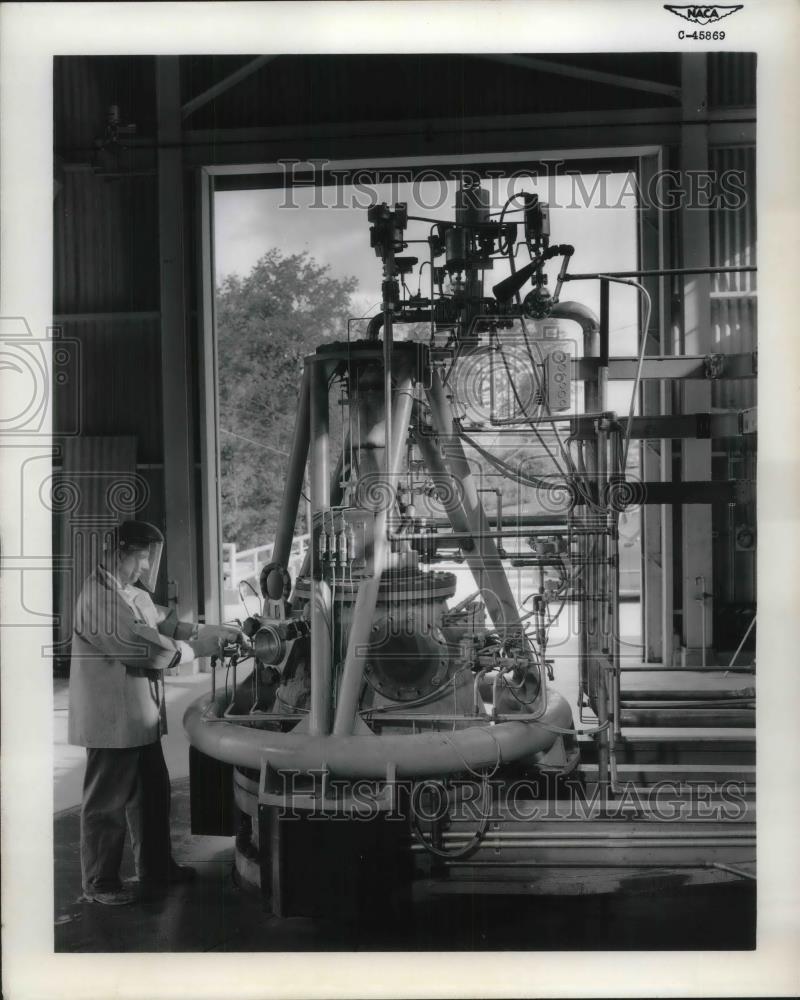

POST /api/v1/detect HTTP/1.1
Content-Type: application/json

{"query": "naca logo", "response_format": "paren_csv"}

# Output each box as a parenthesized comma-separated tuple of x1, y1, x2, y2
(664, 4, 743, 23)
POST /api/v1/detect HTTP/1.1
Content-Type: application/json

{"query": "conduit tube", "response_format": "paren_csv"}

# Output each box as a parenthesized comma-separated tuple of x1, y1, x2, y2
(184, 686, 574, 780)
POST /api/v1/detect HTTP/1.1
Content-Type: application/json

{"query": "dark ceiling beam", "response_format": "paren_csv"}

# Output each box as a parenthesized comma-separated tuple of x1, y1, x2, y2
(52, 107, 754, 173)
(181, 55, 277, 120)
(475, 54, 682, 100)
(179, 115, 754, 172)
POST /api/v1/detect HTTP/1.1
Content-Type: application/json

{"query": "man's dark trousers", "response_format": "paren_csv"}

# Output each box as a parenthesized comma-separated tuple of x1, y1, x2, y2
(80, 741, 172, 893)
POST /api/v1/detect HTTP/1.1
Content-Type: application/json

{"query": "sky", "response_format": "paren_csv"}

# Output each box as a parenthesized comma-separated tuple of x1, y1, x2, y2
(214, 171, 640, 413)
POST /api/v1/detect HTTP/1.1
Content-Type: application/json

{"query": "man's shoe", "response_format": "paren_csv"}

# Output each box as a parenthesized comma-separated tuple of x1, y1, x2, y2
(82, 886, 137, 906)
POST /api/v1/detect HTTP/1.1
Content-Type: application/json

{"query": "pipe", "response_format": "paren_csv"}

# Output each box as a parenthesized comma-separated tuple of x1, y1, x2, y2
(549, 301, 600, 344)
(272, 365, 311, 569)
(710, 862, 757, 881)
(184, 686, 574, 780)
(564, 264, 757, 282)
(412, 838, 755, 850)
(366, 309, 433, 342)
(432, 860, 757, 871)
(725, 615, 756, 676)
(332, 374, 416, 735)
(435, 830, 754, 843)
(309, 361, 332, 735)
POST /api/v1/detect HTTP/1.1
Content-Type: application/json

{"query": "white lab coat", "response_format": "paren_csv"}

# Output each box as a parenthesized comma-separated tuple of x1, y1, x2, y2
(68, 567, 194, 748)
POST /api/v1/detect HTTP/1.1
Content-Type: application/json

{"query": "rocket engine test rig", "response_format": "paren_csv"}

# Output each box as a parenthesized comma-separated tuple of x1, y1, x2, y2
(184, 181, 756, 918)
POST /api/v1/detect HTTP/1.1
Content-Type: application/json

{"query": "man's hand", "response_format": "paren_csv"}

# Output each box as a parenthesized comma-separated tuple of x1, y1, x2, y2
(187, 624, 243, 659)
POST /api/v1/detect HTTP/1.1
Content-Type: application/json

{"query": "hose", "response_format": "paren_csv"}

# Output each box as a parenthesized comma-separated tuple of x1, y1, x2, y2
(411, 774, 493, 860)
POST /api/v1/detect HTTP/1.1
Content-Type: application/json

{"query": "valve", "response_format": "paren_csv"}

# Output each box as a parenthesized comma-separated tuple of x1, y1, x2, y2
(522, 284, 552, 320)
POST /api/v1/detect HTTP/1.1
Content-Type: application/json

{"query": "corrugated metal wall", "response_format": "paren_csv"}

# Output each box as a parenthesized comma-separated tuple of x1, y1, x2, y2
(54, 172, 160, 314)
(709, 145, 757, 412)
(53, 316, 164, 461)
(708, 52, 756, 108)
(708, 135, 757, 637)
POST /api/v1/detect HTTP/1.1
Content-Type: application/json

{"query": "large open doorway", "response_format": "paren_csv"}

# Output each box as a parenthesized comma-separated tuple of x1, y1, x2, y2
(207, 156, 645, 655)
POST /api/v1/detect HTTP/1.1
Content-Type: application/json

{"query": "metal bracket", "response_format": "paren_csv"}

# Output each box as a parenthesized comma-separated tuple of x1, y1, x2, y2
(739, 407, 757, 435)
(704, 353, 725, 379)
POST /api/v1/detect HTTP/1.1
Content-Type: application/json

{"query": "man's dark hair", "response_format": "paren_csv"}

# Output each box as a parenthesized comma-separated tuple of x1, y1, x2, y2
(116, 520, 164, 551)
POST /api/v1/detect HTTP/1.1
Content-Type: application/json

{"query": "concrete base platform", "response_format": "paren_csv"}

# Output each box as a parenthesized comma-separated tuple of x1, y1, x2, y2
(55, 778, 755, 952)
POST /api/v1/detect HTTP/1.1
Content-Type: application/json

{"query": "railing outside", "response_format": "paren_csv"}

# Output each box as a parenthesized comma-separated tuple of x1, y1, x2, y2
(222, 534, 310, 601)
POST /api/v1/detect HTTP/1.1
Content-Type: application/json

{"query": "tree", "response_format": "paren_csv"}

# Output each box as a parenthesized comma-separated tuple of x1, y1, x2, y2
(216, 249, 357, 551)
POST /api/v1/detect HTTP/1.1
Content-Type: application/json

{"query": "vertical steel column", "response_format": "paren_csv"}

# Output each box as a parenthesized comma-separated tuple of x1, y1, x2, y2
(610, 427, 623, 738)
(638, 150, 670, 665)
(156, 57, 198, 620)
(597, 420, 609, 646)
(383, 310, 394, 484)
(598, 278, 610, 414)
(197, 168, 223, 632)
(571, 303, 606, 797)
(273, 366, 311, 569)
(595, 418, 611, 806)
(332, 373, 415, 736)
(680, 53, 714, 664)
(309, 361, 333, 736)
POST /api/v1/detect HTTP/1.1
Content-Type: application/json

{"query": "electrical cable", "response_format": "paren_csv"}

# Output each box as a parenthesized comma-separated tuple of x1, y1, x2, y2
(361, 663, 474, 713)
(238, 579, 262, 618)
(494, 339, 567, 478)
(457, 426, 563, 491)
(410, 773, 494, 860)
(274, 691, 310, 714)
(416, 260, 432, 298)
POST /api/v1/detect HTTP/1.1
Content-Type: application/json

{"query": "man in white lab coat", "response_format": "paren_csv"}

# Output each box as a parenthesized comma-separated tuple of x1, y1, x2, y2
(68, 520, 239, 905)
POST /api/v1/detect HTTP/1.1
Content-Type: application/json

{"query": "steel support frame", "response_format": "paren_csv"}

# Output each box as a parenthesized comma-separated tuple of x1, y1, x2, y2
(569, 412, 746, 441)
(196, 166, 224, 631)
(679, 54, 714, 665)
(572, 353, 756, 381)
(157, 56, 198, 621)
